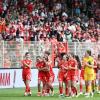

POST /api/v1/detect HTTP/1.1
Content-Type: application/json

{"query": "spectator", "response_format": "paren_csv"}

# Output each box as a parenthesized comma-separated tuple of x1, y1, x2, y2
(0, 0, 99, 42)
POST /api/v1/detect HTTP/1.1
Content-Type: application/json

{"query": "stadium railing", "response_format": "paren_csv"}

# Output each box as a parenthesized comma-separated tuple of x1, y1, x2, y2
(0, 41, 100, 69)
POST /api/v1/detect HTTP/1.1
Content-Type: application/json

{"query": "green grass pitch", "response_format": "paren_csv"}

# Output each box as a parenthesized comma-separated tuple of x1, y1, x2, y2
(0, 87, 100, 100)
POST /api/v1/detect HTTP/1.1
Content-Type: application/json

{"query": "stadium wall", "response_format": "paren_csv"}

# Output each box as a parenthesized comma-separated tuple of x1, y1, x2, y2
(0, 68, 59, 88)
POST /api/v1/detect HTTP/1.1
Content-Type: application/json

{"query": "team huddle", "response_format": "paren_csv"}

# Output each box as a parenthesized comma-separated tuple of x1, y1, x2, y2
(21, 50, 100, 97)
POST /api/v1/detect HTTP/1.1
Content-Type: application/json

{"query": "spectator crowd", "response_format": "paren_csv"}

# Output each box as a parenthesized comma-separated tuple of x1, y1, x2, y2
(0, 0, 99, 43)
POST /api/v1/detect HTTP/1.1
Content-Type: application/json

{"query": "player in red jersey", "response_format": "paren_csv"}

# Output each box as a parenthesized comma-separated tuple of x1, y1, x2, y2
(36, 52, 54, 96)
(49, 66, 55, 86)
(44, 51, 55, 96)
(67, 53, 78, 97)
(97, 54, 100, 93)
(92, 57, 97, 92)
(79, 65, 84, 94)
(21, 52, 32, 96)
(36, 56, 46, 96)
(43, 52, 54, 96)
(58, 54, 69, 96)
(75, 55, 83, 96)
(45, 63, 55, 96)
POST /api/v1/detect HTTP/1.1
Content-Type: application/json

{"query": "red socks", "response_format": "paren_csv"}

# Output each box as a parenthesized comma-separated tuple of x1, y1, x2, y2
(59, 86, 63, 94)
(25, 85, 30, 92)
(65, 87, 68, 96)
(47, 88, 50, 94)
(80, 83, 83, 92)
(72, 87, 77, 95)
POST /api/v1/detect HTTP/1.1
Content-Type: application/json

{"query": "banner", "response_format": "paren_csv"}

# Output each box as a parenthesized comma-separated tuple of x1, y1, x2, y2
(14, 69, 59, 88)
(14, 69, 38, 87)
(0, 69, 14, 88)
(0, 68, 59, 88)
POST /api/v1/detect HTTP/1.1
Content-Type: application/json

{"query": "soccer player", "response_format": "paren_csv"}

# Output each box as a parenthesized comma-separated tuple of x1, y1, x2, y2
(36, 56, 45, 96)
(36, 52, 54, 96)
(58, 54, 69, 96)
(92, 55, 97, 93)
(82, 50, 94, 97)
(21, 52, 32, 96)
(46, 62, 55, 96)
(75, 55, 83, 95)
(67, 53, 78, 97)
(36, 55, 51, 96)
(43, 52, 54, 96)
(97, 54, 100, 93)
(79, 65, 84, 94)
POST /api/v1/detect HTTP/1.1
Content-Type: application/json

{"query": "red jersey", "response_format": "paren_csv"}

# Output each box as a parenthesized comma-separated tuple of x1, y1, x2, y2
(36, 60, 50, 75)
(36, 61, 46, 81)
(64, 60, 69, 68)
(48, 64, 54, 77)
(68, 59, 77, 75)
(21, 59, 32, 81)
(36, 60, 51, 82)
(58, 59, 65, 69)
(21, 59, 32, 73)
(58, 59, 68, 82)
(36, 61, 46, 71)
(59, 59, 69, 73)
(94, 60, 97, 73)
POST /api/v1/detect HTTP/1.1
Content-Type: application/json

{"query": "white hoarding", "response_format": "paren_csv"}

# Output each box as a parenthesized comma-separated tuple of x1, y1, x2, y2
(0, 68, 59, 88)
(0, 69, 14, 88)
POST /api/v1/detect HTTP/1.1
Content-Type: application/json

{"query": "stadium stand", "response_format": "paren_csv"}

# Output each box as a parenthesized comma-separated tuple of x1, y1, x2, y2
(0, 0, 99, 42)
